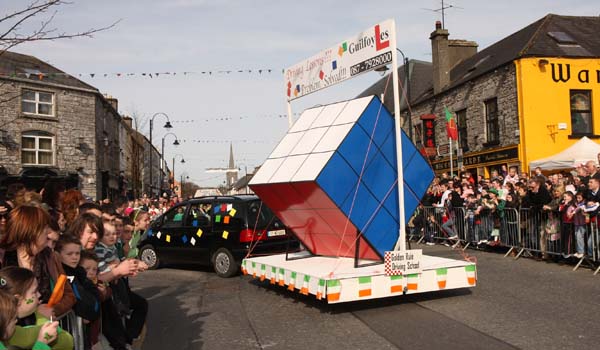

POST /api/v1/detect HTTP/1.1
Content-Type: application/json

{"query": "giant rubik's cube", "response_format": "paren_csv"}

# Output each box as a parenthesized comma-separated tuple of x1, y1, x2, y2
(250, 96, 433, 260)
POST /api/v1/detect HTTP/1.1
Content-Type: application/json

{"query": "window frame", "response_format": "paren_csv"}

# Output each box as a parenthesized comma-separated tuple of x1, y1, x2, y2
(569, 89, 593, 136)
(484, 98, 499, 145)
(21, 132, 55, 166)
(456, 108, 468, 151)
(21, 88, 55, 117)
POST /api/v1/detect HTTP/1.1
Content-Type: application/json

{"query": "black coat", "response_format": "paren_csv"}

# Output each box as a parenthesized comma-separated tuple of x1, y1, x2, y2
(524, 186, 552, 212)
(62, 264, 101, 321)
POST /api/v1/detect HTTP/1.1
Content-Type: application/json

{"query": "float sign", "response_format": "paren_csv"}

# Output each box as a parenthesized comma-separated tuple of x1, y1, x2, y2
(384, 250, 422, 276)
(285, 19, 395, 101)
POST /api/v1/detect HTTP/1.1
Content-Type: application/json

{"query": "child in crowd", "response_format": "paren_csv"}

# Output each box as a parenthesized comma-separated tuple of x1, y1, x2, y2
(0, 266, 69, 350)
(79, 252, 109, 349)
(572, 192, 589, 259)
(55, 235, 100, 350)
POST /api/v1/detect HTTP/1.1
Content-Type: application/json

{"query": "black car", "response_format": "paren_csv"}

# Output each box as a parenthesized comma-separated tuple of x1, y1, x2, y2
(138, 195, 298, 277)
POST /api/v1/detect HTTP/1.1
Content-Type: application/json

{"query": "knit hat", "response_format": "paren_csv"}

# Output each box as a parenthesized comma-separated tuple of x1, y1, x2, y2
(488, 188, 499, 196)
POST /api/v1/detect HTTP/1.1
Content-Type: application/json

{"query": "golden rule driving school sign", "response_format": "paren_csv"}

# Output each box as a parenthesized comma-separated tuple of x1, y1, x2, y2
(285, 19, 396, 101)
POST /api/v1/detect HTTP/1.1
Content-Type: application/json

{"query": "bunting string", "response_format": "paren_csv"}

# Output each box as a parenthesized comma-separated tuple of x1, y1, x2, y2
(171, 112, 299, 123)
(0, 68, 286, 81)
(178, 139, 278, 144)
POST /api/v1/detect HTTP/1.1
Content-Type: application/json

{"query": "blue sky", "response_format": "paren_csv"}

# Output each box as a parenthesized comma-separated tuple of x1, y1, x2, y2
(3, 0, 598, 185)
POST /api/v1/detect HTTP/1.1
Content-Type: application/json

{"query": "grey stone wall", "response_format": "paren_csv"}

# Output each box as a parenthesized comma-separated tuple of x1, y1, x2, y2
(406, 63, 519, 155)
(0, 79, 98, 197)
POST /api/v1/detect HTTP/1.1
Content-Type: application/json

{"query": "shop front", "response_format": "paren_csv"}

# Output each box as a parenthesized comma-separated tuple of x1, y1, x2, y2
(431, 145, 520, 179)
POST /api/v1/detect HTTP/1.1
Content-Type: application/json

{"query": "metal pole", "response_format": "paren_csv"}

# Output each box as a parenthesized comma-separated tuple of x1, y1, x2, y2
(450, 138, 453, 178)
(149, 119, 153, 197)
(245, 165, 248, 194)
(390, 20, 407, 252)
(405, 56, 413, 141)
(172, 157, 175, 192)
(161, 137, 165, 197)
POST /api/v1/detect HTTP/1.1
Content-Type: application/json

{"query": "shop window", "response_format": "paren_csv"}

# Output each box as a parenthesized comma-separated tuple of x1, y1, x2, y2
(570, 90, 593, 135)
(484, 98, 499, 145)
(414, 124, 423, 149)
(456, 109, 468, 151)
(21, 89, 54, 116)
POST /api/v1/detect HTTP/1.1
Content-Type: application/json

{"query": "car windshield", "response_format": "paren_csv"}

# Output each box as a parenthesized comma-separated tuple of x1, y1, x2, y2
(246, 200, 283, 229)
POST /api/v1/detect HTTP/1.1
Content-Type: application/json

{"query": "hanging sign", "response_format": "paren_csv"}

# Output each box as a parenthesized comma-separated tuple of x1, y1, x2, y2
(384, 249, 422, 276)
(284, 19, 396, 101)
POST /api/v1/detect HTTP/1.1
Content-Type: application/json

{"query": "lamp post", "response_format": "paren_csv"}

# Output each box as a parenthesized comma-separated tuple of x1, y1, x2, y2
(172, 154, 185, 194)
(149, 113, 173, 197)
(161, 132, 179, 196)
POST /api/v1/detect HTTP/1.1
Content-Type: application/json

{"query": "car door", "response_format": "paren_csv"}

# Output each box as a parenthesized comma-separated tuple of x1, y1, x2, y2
(156, 203, 189, 264)
(181, 200, 213, 265)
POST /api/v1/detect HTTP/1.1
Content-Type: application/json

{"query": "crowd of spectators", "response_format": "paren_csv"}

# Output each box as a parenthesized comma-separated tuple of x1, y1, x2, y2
(0, 183, 167, 350)
(415, 159, 600, 261)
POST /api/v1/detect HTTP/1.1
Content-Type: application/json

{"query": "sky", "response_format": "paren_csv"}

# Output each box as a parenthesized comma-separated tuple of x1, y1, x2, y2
(3, 0, 598, 186)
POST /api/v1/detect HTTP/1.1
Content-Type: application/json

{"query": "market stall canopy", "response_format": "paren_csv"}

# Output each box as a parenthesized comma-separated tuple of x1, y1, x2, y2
(529, 136, 600, 170)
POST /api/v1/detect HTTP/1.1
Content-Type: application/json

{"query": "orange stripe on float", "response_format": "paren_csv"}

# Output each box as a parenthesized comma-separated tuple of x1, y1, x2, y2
(300, 287, 308, 295)
(358, 289, 372, 297)
(327, 292, 341, 302)
(407, 283, 418, 290)
(390, 285, 403, 293)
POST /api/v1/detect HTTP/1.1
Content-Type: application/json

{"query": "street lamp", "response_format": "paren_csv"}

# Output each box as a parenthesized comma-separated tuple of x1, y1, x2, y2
(161, 132, 179, 196)
(172, 153, 185, 192)
(149, 112, 173, 197)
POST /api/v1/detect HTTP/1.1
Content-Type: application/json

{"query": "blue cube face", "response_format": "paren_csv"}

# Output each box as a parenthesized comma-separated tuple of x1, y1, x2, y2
(251, 95, 434, 260)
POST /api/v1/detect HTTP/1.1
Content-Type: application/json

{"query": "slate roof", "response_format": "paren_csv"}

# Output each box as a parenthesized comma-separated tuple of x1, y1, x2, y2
(0, 51, 97, 91)
(360, 14, 600, 108)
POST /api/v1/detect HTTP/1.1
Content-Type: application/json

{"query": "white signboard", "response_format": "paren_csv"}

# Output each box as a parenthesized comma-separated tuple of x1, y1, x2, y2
(284, 19, 395, 101)
(384, 249, 422, 276)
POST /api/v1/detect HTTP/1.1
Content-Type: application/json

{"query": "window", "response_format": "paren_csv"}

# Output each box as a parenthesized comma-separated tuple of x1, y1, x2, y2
(21, 131, 54, 166)
(456, 109, 468, 151)
(485, 98, 499, 144)
(21, 89, 54, 116)
(570, 90, 593, 135)
(162, 204, 188, 228)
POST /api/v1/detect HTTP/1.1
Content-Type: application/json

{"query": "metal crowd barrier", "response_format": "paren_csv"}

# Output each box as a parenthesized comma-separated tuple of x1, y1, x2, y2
(412, 206, 599, 274)
(59, 311, 85, 350)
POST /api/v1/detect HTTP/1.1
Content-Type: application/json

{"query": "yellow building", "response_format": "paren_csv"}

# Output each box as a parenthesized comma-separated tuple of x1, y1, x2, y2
(516, 57, 600, 170)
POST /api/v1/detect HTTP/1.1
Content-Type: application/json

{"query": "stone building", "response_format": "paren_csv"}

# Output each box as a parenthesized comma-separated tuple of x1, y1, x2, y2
(361, 14, 600, 177)
(0, 51, 123, 199)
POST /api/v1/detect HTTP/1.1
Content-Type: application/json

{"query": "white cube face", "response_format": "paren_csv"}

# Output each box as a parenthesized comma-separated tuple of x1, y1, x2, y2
(270, 154, 309, 183)
(310, 101, 348, 128)
(249, 158, 285, 184)
(292, 151, 334, 182)
(270, 131, 305, 159)
(289, 127, 329, 156)
(289, 107, 323, 133)
(332, 96, 372, 125)
(313, 123, 354, 153)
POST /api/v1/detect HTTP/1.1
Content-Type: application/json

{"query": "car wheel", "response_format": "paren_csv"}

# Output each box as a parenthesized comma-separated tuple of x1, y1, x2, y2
(212, 248, 237, 278)
(139, 245, 160, 270)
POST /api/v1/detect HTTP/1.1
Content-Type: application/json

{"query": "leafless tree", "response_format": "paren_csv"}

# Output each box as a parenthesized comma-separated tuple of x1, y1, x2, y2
(0, 0, 119, 55)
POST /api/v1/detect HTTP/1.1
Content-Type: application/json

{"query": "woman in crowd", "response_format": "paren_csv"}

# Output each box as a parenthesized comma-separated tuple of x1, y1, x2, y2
(0, 205, 75, 322)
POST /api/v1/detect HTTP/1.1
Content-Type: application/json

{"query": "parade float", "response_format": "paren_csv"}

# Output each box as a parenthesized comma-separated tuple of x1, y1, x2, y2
(242, 19, 476, 303)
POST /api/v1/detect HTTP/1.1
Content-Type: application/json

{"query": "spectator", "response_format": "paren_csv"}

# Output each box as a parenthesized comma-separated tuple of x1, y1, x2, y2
(0, 266, 69, 350)
(60, 189, 84, 228)
(0, 205, 75, 322)
(504, 166, 519, 186)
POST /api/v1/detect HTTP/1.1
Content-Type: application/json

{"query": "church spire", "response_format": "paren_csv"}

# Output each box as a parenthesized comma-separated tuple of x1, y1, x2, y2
(229, 142, 235, 169)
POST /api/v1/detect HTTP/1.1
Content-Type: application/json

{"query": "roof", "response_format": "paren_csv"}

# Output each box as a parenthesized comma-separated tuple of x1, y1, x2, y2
(0, 51, 97, 91)
(357, 59, 432, 114)
(360, 14, 600, 108)
(233, 174, 254, 190)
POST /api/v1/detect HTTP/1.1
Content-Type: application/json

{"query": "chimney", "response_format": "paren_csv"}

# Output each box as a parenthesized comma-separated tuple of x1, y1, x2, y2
(430, 21, 450, 94)
(104, 94, 118, 112)
(448, 39, 478, 69)
(122, 115, 133, 128)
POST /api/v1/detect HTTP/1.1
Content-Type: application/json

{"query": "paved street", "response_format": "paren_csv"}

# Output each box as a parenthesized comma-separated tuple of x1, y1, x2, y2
(131, 245, 600, 350)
